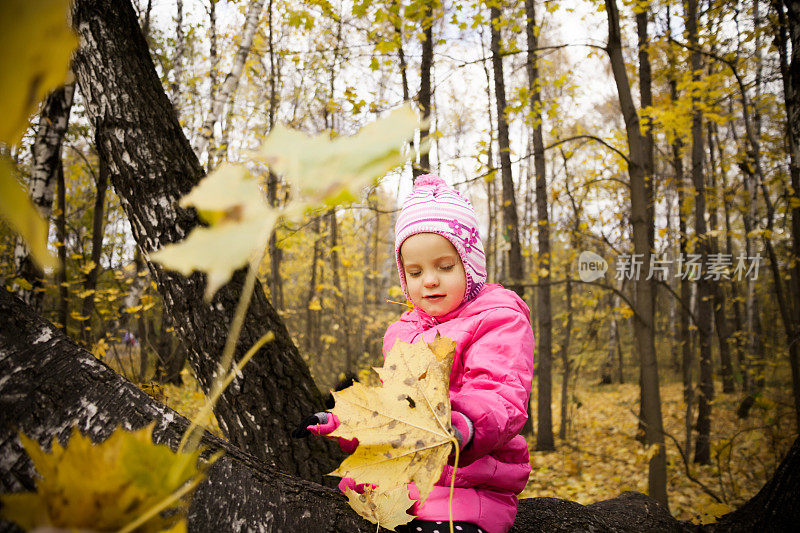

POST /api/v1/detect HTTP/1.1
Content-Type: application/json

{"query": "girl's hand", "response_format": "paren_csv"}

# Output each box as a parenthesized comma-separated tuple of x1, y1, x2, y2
(451, 411, 474, 451)
(290, 412, 338, 438)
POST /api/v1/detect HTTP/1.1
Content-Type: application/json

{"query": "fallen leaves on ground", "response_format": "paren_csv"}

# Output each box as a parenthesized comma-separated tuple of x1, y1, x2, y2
(522, 380, 796, 522)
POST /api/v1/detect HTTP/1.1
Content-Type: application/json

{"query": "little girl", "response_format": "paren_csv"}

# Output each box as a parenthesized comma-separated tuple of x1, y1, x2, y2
(297, 174, 535, 533)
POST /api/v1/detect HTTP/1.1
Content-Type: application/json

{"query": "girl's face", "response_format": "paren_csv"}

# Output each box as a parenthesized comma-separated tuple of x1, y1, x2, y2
(400, 232, 467, 317)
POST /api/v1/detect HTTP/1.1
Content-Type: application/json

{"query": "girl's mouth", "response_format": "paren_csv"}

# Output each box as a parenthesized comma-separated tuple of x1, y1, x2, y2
(424, 295, 445, 302)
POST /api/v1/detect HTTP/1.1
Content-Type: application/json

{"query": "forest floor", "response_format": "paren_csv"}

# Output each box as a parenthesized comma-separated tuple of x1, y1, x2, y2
(138, 360, 795, 526)
(522, 379, 797, 524)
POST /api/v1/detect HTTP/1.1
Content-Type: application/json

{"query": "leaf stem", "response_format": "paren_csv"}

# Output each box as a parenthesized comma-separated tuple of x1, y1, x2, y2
(177, 243, 270, 455)
(118, 470, 204, 533)
(178, 330, 273, 455)
(449, 437, 459, 533)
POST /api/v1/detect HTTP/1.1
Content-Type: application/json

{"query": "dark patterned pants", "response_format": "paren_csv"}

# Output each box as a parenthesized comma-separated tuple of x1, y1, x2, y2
(396, 520, 484, 533)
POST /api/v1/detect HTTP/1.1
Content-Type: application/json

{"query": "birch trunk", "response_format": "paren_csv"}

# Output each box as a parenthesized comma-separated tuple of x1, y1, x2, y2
(193, 0, 266, 163)
(13, 83, 75, 308)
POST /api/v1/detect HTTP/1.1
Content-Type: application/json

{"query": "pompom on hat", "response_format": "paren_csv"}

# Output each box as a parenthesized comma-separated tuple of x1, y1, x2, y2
(395, 174, 486, 304)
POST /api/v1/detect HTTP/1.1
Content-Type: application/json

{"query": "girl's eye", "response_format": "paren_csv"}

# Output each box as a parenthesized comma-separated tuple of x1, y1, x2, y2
(408, 271, 421, 278)
(440, 265, 454, 271)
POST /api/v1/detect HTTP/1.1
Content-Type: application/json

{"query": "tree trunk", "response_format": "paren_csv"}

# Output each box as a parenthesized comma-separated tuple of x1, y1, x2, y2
(706, 121, 735, 393)
(193, 0, 266, 163)
(524, 0, 554, 447)
(415, 0, 434, 177)
(604, 0, 667, 507)
(13, 83, 75, 309)
(684, 0, 714, 466)
(171, 0, 183, 112)
(305, 217, 322, 354)
(559, 279, 573, 440)
(71, 0, 341, 482)
(55, 162, 68, 332)
(328, 209, 352, 372)
(207, 0, 218, 169)
(4, 286, 797, 531)
(776, 0, 800, 429)
(80, 144, 109, 346)
(265, 0, 284, 311)
(490, 4, 525, 300)
(667, 2, 693, 457)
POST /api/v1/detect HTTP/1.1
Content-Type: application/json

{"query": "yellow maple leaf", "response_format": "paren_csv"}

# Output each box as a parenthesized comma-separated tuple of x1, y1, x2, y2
(329, 335, 457, 505)
(344, 485, 415, 531)
(0, 424, 214, 532)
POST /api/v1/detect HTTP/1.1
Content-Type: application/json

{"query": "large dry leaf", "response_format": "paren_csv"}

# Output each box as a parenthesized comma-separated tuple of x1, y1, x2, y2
(344, 486, 415, 531)
(329, 335, 457, 505)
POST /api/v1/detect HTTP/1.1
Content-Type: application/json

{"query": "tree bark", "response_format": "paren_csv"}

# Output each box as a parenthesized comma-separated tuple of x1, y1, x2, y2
(71, 0, 342, 482)
(13, 83, 75, 309)
(706, 122, 735, 393)
(604, 0, 668, 507)
(524, 0, 554, 447)
(171, 0, 184, 111)
(2, 287, 799, 531)
(193, 0, 266, 163)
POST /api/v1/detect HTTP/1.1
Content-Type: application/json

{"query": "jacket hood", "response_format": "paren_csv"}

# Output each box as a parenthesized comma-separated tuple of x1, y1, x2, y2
(398, 283, 530, 328)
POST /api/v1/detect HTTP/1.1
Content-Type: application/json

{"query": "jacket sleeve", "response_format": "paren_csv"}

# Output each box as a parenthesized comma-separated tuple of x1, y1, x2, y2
(449, 307, 535, 465)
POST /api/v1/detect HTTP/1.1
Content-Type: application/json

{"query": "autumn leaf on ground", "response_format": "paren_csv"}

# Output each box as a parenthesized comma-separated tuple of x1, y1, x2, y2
(0, 424, 213, 532)
(150, 163, 278, 300)
(329, 334, 457, 505)
(344, 485, 415, 531)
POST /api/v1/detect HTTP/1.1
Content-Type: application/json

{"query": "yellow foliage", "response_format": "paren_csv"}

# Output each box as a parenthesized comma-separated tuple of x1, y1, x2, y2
(0, 424, 211, 532)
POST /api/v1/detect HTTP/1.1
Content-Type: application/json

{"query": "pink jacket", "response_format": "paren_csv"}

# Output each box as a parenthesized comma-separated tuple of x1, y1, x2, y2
(381, 283, 534, 533)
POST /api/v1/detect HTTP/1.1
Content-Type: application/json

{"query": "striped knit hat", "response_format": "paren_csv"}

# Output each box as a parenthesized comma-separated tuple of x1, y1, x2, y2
(395, 174, 486, 304)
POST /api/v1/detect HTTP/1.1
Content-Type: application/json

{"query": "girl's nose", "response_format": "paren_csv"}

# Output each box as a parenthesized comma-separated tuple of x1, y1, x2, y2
(423, 274, 438, 287)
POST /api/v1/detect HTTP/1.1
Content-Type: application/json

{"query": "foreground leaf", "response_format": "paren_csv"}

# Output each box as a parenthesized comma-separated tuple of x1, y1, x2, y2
(255, 104, 418, 213)
(0, 158, 57, 270)
(0, 0, 77, 145)
(150, 164, 278, 299)
(329, 335, 456, 504)
(0, 424, 211, 532)
(344, 486, 415, 531)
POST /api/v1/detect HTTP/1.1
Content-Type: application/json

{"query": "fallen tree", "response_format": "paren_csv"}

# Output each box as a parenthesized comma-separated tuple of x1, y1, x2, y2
(1, 288, 798, 532)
